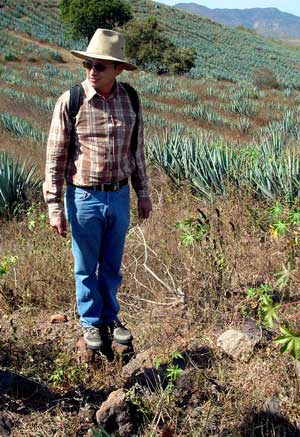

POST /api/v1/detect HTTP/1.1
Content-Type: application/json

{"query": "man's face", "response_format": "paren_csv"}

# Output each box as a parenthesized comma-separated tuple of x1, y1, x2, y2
(83, 59, 124, 92)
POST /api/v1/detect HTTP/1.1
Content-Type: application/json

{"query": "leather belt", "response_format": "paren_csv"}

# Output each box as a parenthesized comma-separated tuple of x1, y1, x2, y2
(68, 178, 128, 192)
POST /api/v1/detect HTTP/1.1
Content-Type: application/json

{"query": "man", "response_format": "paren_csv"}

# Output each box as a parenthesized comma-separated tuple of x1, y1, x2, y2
(43, 29, 152, 350)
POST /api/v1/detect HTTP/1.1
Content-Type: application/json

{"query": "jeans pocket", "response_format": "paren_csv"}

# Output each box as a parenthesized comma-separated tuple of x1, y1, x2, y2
(66, 185, 91, 201)
(74, 190, 91, 201)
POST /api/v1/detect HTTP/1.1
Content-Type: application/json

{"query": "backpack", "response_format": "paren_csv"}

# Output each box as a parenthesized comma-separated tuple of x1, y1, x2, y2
(68, 82, 140, 157)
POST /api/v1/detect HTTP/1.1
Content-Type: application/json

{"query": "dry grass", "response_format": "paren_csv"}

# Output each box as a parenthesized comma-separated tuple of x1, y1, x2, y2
(2, 168, 300, 434)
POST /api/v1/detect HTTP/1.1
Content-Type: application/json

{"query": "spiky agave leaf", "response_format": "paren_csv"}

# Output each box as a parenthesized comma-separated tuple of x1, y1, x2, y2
(0, 152, 41, 218)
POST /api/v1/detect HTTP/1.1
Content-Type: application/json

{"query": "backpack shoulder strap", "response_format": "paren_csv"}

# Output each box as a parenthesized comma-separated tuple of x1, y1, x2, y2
(120, 82, 140, 153)
(69, 84, 84, 126)
(120, 82, 140, 115)
(68, 84, 84, 157)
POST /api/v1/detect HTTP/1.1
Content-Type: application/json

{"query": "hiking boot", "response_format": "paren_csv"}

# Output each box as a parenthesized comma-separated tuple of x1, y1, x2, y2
(110, 320, 133, 345)
(83, 327, 102, 349)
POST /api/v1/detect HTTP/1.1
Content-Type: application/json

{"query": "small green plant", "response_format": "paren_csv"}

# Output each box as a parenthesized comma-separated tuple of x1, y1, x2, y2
(274, 326, 300, 360)
(49, 358, 88, 387)
(164, 350, 184, 401)
(49, 367, 65, 386)
(270, 220, 289, 237)
(166, 364, 183, 382)
(259, 293, 280, 328)
(26, 204, 47, 231)
(170, 351, 183, 360)
(246, 283, 300, 361)
(274, 262, 298, 290)
(288, 209, 300, 225)
(153, 357, 161, 369)
(175, 217, 208, 246)
(245, 284, 280, 328)
(0, 255, 17, 277)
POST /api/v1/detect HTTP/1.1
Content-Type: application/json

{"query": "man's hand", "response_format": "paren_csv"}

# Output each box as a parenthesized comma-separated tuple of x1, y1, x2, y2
(138, 198, 152, 220)
(50, 215, 67, 237)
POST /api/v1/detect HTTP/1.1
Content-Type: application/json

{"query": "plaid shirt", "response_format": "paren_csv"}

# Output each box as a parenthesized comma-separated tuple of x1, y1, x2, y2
(43, 79, 149, 218)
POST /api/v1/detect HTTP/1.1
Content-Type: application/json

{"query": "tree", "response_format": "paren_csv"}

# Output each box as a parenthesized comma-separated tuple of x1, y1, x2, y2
(253, 67, 280, 89)
(123, 17, 196, 75)
(59, 0, 132, 41)
(162, 47, 197, 75)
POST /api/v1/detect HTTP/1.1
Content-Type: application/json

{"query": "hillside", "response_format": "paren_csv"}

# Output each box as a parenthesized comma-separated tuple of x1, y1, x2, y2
(175, 3, 300, 40)
(2, 0, 300, 436)
(2, 0, 300, 87)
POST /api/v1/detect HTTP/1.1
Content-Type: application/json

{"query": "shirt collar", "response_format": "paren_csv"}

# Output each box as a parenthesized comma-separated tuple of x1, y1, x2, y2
(82, 79, 118, 102)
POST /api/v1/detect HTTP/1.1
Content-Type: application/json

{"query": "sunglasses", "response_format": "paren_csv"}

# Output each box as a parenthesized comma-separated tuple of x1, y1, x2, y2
(82, 60, 110, 72)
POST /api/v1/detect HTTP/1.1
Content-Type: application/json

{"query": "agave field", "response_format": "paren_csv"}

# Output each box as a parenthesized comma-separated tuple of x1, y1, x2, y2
(3, 0, 300, 436)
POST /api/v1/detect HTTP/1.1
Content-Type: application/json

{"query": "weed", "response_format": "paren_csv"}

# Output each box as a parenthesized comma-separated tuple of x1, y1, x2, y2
(49, 356, 89, 388)
(274, 326, 300, 360)
(244, 284, 280, 328)
(0, 255, 17, 277)
(175, 216, 208, 246)
(166, 364, 183, 382)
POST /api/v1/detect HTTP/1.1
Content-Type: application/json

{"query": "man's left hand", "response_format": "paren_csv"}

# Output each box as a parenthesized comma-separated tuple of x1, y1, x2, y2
(138, 198, 152, 219)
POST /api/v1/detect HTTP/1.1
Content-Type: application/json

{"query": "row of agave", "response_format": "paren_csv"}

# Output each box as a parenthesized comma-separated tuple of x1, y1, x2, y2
(0, 89, 55, 112)
(0, 113, 47, 143)
(147, 126, 300, 202)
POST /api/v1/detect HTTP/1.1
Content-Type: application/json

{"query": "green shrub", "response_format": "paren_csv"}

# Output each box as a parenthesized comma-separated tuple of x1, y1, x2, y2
(3, 52, 18, 62)
(123, 17, 196, 75)
(253, 67, 280, 89)
(59, 0, 132, 40)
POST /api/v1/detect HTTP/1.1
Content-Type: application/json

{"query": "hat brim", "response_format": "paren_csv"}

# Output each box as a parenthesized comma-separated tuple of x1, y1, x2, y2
(70, 50, 137, 71)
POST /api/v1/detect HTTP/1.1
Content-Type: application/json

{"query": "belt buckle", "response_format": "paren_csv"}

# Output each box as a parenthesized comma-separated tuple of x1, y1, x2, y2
(113, 183, 119, 191)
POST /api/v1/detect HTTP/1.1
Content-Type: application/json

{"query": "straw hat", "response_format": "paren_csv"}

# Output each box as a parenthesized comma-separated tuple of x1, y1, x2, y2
(71, 28, 137, 71)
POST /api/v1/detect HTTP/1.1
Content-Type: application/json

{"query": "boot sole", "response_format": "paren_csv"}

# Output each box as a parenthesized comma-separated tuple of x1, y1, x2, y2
(85, 343, 102, 350)
(114, 338, 133, 345)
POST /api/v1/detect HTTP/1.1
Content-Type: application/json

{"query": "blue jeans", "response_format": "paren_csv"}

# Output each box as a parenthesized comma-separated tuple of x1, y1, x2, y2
(65, 184, 130, 327)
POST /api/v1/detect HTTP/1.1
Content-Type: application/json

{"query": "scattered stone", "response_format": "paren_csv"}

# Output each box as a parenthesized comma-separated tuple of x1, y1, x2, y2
(240, 318, 261, 344)
(76, 337, 99, 365)
(217, 328, 259, 361)
(96, 389, 134, 436)
(50, 314, 68, 324)
(96, 388, 125, 422)
(112, 341, 135, 364)
(121, 348, 154, 380)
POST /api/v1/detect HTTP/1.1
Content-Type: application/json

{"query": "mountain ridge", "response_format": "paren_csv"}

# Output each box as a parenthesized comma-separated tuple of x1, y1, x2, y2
(174, 3, 300, 39)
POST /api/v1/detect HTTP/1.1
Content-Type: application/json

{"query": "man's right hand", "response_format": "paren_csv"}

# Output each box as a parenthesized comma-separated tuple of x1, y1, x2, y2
(50, 215, 67, 237)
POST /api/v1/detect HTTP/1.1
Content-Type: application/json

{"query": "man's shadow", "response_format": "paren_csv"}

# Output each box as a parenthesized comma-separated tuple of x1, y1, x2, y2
(240, 409, 300, 437)
(0, 369, 107, 414)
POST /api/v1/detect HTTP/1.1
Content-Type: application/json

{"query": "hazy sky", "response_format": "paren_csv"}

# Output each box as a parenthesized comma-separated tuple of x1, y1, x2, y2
(153, 0, 300, 17)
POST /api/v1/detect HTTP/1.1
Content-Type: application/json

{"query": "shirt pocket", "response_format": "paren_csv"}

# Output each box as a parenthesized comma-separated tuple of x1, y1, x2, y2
(75, 106, 108, 153)
(113, 110, 136, 148)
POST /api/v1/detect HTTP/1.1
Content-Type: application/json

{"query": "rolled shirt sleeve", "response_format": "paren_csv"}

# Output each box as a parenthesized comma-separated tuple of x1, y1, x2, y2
(43, 91, 71, 218)
(130, 95, 150, 200)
